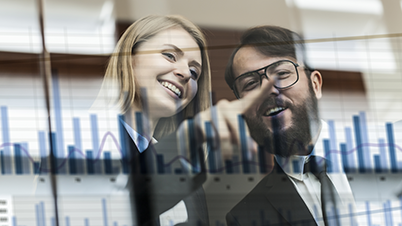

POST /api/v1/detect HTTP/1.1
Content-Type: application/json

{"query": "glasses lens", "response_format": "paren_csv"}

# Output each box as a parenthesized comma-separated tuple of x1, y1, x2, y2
(266, 61, 298, 89)
(234, 72, 261, 97)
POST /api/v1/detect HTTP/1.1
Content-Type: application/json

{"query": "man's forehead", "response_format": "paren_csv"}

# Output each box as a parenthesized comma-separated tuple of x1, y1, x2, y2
(233, 46, 287, 78)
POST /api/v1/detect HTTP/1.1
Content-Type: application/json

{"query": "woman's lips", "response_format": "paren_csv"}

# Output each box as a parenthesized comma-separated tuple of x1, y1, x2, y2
(158, 80, 183, 99)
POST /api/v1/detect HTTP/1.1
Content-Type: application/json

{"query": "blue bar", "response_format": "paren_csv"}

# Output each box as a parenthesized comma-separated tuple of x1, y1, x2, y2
(35, 204, 41, 226)
(14, 144, 22, 175)
(20, 142, 30, 174)
(384, 201, 393, 226)
(156, 154, 164, 174)
(205, 122, 216, 173)
(66, 216, 70, 226)
(399, 197, 402, 223)
(340, 143, 349, 173)
(359, 112, 372, 171)
(51, 217, 56, 226)
(328, 121, 339, 173)
(102, 199, 108, 226)
(374, 155, 381, 173)
(135, 111, 144, 149)
(90, 114, 101, 174)
(348, 203, 356, 226)
(12, 216, 16, 226)
(86, 151, 94, 174)
(353, 115, 365, 173)
(174, 168, 182, 174)
(1, 106, 12, 174)
(187, 119, 199, 173)
(40, 202, 46, 226)
(345, 127, 356, 172)
(365, 201, 372, 226)
(225, 160, 233, 174)
(50, 132, 60, 174)
(113, 222, 118, 226)
(386, 123, 397, 173)
(104, 152, 112, 174)
(292, 160, 300, 173)
(68, 146, 76, 174)
(323, 139, 332, 173)
(378, 138, 389, 173)
(73, 118, 84, 174)
(38, 131, 48, 174)
(52, 73, 65, 161)
(85, 218, 90, 226)
(33, 162, 40, 174)
(233, 156, 240, 174)
(0, 151, 4, 174)
(118, 115, 129, 174)
(238, 115, 250, 174)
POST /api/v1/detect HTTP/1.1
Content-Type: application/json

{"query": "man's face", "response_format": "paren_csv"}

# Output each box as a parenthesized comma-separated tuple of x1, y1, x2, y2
(232, 46, 322, 156)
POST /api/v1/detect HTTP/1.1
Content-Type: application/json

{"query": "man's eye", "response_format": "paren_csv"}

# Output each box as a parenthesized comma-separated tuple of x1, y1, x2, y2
(243, 80, 259, 91)
(276, 70, 291, 79)
(162, 52, 176, 61)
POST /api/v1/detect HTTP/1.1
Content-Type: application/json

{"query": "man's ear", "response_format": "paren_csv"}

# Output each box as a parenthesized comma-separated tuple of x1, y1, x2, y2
(310, 70, 322, 99)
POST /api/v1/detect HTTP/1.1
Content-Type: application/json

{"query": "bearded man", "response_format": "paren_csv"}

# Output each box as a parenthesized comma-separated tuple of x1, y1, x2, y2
(222, 26, 356, 226)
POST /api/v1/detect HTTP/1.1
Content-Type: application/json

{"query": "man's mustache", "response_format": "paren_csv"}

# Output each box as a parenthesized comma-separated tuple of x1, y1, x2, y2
(257, 97, 292, 115)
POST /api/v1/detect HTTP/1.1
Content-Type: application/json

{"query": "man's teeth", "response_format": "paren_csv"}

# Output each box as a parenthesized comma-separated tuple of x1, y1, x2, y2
(161, 81, 181, 97)
(266, 107, 285, 116)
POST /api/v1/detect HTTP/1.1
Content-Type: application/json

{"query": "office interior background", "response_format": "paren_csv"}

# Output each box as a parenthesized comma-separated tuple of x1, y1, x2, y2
(1, 0, 402, 225)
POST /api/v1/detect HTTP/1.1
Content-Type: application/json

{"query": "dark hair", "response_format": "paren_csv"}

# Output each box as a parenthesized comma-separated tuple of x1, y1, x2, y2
(225, 25, 313, 90)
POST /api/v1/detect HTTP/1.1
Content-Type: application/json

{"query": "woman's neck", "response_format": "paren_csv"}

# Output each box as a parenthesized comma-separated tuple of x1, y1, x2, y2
(125, 106, 159, 141)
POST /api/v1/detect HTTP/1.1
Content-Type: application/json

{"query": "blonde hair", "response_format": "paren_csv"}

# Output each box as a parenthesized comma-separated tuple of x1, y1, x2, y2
(101, 15, 211, 139)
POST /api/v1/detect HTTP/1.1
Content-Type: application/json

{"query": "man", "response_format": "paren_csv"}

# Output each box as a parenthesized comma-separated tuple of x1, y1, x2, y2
(219, 26, 355, 226)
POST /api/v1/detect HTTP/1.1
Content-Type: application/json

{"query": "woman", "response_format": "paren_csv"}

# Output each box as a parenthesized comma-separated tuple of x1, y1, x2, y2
(101, 15, 210, 141)
(98, 15, 211, 226)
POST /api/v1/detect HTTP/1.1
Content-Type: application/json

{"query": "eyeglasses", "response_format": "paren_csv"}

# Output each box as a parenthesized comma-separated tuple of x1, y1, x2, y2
(232, 60, 300, 99)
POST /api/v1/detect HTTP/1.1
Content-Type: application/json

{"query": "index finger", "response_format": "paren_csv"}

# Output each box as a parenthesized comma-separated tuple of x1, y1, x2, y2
(237, 77, 276, 114)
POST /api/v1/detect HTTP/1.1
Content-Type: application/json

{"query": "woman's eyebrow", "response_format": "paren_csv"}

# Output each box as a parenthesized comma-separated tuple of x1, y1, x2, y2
(190, 60, 201, 69)
(162, 44, 184, 56)
(163, 44, 202, 68)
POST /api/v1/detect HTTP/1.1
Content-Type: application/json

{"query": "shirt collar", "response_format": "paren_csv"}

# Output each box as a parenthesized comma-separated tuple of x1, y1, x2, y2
(275, 120, 328, 181)
(119, 118, 157, 153)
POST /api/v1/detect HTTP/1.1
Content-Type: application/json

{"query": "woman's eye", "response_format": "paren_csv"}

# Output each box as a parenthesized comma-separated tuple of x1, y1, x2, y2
(190, 68, 199, 80)
(162, 52, 176, 61)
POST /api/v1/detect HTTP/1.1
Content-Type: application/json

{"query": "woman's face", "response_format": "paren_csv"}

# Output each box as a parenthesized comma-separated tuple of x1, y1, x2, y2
(132, 27, 202, 119)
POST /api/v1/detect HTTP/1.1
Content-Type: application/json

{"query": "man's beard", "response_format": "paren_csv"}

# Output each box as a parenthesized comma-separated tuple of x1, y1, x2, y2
(244, 86, 320, 157)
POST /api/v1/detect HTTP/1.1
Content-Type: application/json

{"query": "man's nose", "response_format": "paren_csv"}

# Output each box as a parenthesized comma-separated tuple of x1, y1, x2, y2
(261, 76, 279, 95)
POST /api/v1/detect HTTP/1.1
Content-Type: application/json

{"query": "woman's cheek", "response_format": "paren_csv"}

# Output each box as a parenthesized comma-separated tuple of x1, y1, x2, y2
(188, 79, 198, 101)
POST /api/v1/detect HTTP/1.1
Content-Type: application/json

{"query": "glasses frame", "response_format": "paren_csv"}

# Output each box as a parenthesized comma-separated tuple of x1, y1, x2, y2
(232, 59, 300, 99)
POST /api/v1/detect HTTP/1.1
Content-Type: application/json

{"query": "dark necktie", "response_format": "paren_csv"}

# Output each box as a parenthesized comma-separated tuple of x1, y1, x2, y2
(304, 156, 341, 226)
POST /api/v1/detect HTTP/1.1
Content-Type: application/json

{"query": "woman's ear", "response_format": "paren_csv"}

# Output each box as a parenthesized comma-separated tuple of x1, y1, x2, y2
(310, 70, 322, 99)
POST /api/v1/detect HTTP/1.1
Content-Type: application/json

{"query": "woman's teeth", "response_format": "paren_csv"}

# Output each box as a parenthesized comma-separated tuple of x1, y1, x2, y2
(265, 107, 285, 116)
(161, 81, 181, 97)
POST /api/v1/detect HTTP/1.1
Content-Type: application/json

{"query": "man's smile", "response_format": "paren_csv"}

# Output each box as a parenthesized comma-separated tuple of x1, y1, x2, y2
(264, 106, 287, 117)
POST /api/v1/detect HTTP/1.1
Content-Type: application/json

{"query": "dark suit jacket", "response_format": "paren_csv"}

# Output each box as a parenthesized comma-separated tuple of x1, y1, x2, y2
(226, 160, 317, 226)
(123, 129, 209, 226)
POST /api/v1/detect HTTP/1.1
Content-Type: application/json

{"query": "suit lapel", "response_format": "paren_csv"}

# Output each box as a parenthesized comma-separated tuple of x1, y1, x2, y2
(264, 161, 317, 225)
